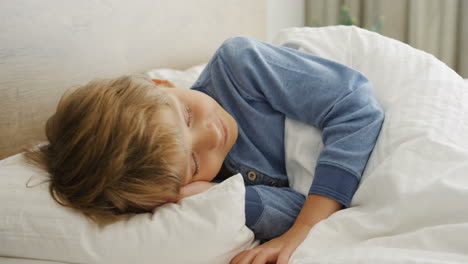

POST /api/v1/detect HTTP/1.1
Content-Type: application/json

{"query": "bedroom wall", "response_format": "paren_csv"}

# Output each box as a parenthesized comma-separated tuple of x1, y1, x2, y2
(0, 0, 267, 159)
(267, 0, 306, 42)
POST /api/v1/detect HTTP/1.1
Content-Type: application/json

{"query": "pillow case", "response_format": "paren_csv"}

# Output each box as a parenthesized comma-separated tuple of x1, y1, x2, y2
(273, 26, 468, 263)
(0, 64, 258, 264)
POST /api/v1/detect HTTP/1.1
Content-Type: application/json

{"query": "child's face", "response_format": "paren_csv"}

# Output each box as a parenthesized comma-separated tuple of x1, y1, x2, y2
(157, 87, 238, 186)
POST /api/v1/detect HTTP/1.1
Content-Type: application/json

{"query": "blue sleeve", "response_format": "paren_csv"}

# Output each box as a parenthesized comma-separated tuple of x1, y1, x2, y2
(245, 185, 306, 241)
(212, 37, 384, 207)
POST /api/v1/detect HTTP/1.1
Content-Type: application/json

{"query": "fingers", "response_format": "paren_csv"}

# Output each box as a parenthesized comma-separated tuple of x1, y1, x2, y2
(277, 247, 295, 264)
(230, 248, 258, 264)
(230, 249, 250, 264)
(252, 248, 278, 264)
(230, 247, 279, 264)
(230, 230, 301, 264)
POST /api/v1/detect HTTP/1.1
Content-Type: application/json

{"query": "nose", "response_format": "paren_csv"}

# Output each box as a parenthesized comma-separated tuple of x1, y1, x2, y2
(193, 115, 221, 151)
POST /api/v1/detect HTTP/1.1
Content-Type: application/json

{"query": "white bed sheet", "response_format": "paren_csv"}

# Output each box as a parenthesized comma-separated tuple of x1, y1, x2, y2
(275, 26, 468, 264)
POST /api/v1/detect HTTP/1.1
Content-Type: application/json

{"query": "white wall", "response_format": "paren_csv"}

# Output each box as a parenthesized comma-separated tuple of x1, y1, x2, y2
(267, 0, 305, 42)
(0, 0, 267, 159)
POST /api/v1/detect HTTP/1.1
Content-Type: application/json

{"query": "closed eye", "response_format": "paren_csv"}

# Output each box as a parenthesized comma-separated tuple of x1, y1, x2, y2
(185, 105, 193, 127)
(184, 104, 198, 176)
(192, 152, 199, 176)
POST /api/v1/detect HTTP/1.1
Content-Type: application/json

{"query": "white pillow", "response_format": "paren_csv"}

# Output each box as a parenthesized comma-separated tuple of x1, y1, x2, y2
(276, 26, 465, 197)
(0, 65, 258, 264)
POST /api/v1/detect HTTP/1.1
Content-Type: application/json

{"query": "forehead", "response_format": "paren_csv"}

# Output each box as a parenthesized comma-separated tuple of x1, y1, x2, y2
(156, 95, 190, 183)
(159, 93, 182, 133)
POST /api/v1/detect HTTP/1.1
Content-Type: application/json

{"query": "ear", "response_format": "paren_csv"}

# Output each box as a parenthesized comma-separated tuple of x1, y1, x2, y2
(164, 195, 180, 203)
(151, 79, 175, 88)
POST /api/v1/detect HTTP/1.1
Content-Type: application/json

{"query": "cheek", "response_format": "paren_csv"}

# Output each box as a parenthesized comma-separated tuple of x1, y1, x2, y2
(198, 152, 224, 181)
(193, 92, 218, 109)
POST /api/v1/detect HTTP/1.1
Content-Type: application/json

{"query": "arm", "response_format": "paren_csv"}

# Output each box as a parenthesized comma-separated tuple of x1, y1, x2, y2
(212, 37, 384, 263)
(211, 36, 384, 208)
(231, 192, 341, 264)
(295, 194, 342, 229)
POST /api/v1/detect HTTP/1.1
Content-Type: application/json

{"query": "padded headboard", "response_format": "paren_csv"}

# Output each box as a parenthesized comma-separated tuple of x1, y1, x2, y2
(0, 0, 267, 159)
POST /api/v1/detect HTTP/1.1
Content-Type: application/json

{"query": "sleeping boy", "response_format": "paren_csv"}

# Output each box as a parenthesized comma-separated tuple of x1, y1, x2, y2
(25, 37, 384, 264)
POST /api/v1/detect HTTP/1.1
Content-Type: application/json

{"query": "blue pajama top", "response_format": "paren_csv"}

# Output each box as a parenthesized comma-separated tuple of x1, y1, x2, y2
(191, 37, 384, 241)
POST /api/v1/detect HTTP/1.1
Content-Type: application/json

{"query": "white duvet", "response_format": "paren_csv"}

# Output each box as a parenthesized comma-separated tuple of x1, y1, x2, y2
(278, 27, 468, 263)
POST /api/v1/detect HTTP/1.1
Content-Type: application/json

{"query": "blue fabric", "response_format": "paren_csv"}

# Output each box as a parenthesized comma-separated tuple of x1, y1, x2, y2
(191, 37, 384, 240)
(245, 186, 306, 242)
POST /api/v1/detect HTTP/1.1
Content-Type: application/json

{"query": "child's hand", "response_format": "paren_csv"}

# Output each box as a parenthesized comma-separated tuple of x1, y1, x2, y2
(229, 222, 310, 264)
(178, 181, 214, 201)
(230, 193, 341, 264)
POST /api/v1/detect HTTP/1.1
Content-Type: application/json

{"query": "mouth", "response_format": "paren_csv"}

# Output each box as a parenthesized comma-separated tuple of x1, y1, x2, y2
(219, 116, 228, 148)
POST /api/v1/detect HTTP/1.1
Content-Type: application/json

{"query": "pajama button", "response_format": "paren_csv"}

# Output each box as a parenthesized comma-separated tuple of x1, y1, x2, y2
(247, 171, 257, 181)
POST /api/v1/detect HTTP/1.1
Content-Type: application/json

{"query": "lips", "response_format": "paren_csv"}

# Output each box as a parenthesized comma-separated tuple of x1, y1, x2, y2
(218, 116, 228, 148)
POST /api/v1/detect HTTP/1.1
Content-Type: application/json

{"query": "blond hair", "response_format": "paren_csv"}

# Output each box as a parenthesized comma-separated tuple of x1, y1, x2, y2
(23, 75, 183, 226)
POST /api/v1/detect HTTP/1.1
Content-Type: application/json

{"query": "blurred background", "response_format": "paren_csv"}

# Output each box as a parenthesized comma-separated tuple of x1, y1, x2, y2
(267, 0, 468, 78)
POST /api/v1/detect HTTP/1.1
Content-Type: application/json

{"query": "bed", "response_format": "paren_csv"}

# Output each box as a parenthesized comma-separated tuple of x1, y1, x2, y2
(2, 1, 468, 264)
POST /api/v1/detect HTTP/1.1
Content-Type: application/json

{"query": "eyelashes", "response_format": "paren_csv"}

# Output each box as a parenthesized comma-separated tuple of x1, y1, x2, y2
(192, 152, 199, 176)
(185, 105, 193, 127)
(185, 104, 198, 176)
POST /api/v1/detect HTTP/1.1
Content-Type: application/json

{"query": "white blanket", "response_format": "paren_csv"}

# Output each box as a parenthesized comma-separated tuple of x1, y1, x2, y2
(277, 26, 468, 263)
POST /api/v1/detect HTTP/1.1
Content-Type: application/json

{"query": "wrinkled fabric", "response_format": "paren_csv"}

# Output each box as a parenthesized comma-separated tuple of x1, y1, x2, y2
(192, 37, 384, 240)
